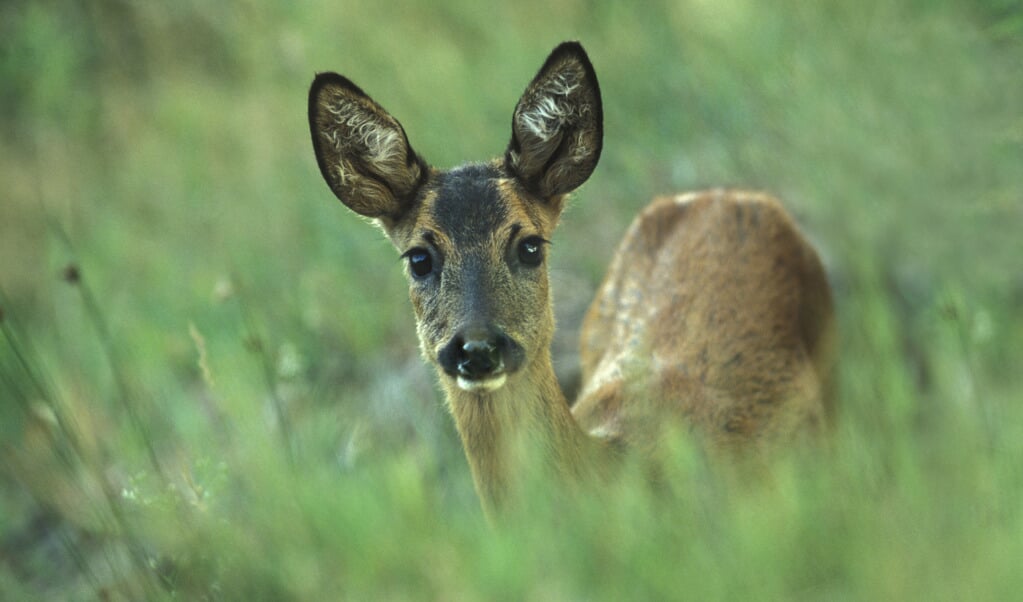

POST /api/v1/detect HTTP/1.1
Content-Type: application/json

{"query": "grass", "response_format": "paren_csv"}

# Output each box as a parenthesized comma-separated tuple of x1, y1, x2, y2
(2, 0, 1022, 599)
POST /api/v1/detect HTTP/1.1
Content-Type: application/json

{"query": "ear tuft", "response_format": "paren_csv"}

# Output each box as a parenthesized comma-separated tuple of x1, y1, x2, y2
(309, 73, 425, 221)
(506, 42, 603, 199)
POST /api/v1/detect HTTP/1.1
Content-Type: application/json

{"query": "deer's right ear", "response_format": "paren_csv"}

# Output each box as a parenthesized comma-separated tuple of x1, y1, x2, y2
(308, 73, 426, 222)
(505, 42, 603, 200)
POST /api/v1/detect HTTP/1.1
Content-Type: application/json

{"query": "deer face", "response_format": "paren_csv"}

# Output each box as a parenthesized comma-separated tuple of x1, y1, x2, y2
(308, 42, 602, 393)
(395, 163, 564, 392)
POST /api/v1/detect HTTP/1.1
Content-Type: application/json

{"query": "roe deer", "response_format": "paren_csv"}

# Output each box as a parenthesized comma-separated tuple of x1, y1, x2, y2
(308, 42, 835, 517)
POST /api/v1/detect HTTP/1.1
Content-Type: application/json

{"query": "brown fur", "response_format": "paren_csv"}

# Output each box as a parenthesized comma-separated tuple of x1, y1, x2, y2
(308, 43, 835, 519)
(574, 190, 835, 461)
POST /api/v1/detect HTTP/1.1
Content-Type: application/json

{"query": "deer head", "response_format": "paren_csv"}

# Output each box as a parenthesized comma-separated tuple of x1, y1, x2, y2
(308, 42, 602, 398)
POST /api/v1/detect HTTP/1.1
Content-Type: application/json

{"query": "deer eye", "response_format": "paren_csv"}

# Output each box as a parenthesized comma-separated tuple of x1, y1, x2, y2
(404, 248, 434, 279)
(517, 237, 546, 268)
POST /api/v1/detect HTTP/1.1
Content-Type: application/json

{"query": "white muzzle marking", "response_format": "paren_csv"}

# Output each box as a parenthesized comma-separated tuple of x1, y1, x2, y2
(457, 373, 507, 393)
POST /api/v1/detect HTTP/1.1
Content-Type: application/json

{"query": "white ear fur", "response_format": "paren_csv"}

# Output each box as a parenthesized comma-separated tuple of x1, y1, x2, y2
(516, 69, 585, 143)
(321, 98, 406, 179)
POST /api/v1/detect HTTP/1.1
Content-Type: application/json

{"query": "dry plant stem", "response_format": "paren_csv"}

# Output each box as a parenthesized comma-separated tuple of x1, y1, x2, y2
(0, 299, 165, 597)
(232, 272, 296, 466)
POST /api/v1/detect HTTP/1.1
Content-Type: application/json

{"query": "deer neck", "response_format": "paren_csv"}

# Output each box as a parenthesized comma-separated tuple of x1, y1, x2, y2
(443, 349, 596, 516)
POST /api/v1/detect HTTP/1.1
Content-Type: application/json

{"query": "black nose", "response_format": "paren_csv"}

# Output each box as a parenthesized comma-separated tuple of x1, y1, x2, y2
(458, 339, 502, 378)
(438, 326, 516, 380)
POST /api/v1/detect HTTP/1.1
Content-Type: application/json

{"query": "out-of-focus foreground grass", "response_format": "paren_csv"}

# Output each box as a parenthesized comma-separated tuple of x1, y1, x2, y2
(2, 0, 1021, 599)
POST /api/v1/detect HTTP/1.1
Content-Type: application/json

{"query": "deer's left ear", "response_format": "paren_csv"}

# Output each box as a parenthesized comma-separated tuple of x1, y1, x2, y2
(309, 73, 426, 224)
(505, 42, 603, 199)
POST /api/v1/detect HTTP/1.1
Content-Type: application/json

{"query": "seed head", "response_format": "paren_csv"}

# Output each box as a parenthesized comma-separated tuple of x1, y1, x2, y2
(244, 335, 263, 353)
(62, 264, 81, 285)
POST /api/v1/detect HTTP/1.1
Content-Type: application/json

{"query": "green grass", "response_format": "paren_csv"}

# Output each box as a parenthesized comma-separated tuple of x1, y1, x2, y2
(2, 0, 1021, 599)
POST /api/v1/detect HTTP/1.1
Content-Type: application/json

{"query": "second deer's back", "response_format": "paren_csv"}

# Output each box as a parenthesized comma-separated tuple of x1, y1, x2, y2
(573, 190, 835, 458)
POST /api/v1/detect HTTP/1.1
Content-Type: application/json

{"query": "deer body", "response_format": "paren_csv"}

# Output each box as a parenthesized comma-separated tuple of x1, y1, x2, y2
(573, 191, 835, 460)
(309, 43, 834, 517)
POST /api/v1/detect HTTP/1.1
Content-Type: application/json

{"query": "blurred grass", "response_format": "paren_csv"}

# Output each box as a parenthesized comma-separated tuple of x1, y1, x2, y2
(2, 0, 1021, 599)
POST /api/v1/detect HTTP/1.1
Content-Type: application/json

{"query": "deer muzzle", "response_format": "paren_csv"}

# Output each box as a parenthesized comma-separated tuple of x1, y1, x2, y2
(438, 324, 524, 393)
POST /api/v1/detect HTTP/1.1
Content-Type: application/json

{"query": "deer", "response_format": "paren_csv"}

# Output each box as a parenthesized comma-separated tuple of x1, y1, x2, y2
(308, 42, 835, 518)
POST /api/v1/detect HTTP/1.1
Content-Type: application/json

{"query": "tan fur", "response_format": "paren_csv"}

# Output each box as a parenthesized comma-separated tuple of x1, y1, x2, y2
(308, 43, 835, 519)
(574, 190, 835, 461)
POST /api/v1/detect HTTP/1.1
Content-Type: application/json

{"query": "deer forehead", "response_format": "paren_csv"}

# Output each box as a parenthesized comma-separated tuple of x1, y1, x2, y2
(408, 163, 555, 253)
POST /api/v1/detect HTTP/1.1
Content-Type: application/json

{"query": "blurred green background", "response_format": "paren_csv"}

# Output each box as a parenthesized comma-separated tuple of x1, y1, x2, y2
(2, 0, 1021, 599)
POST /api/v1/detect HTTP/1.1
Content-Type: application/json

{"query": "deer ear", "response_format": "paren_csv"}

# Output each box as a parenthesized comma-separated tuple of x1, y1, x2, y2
(309, 73, 426, 222)
(505, 42, 603, 199)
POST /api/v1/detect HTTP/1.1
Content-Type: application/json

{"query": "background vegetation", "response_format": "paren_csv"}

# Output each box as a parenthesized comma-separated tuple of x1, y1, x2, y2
(2, 0, 1021, 599)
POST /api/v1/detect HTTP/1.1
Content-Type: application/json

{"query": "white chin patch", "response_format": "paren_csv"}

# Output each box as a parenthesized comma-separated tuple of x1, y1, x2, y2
(457, 374, 507, 393)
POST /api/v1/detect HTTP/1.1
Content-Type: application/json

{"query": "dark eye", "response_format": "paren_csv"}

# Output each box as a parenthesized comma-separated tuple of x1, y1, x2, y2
(517, 237, 546, 268)
(404, 248, 434, 279)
